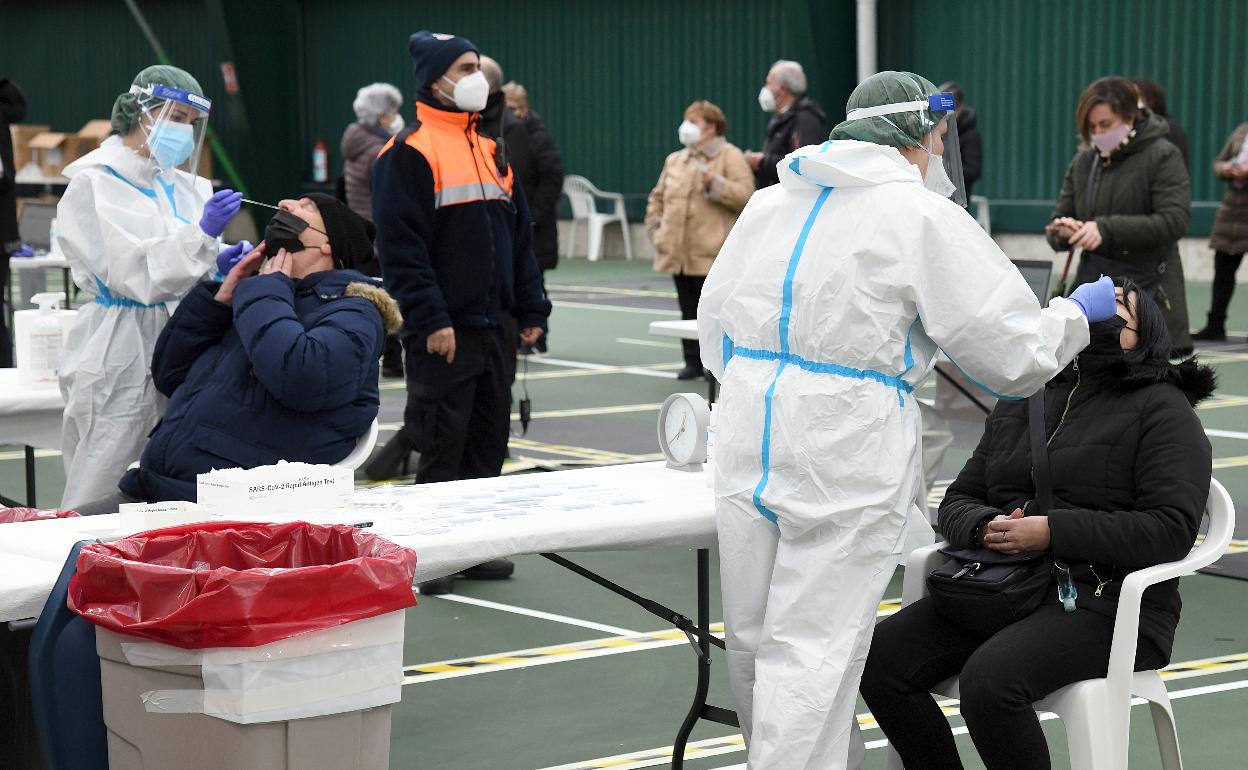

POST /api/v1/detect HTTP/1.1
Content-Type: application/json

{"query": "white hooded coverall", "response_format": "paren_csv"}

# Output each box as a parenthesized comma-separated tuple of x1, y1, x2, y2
(698, 140, 1090, 769)
(56, 135, 215, 507)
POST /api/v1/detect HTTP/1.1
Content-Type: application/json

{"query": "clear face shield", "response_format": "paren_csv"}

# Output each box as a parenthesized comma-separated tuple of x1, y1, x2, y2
(846, 92, 967, 207)
(130, 83, 211, 175)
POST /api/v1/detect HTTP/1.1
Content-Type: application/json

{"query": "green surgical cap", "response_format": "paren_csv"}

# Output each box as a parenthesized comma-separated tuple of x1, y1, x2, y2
(829, 70, 945, 148)
(110, 64, 205, 136)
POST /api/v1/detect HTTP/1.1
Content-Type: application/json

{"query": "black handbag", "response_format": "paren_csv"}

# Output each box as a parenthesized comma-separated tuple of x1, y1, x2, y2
(926, 394, 1058, 635)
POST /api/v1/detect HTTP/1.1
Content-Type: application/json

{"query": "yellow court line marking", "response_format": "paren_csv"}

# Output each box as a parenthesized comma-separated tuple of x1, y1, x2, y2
(541, 651, 1248, 770)
(404, 601, 905, 685)
(1199, 395, 1248, 410)
(1212, 455, 1248, 470)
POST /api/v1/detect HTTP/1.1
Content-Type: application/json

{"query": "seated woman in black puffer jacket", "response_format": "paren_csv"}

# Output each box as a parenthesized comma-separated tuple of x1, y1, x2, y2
(860, 279, 1215, 770)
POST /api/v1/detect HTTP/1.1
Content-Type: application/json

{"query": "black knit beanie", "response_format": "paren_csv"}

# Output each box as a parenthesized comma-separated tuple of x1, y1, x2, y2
(305, 193, 375, 270)
(408, 30, 479, 103)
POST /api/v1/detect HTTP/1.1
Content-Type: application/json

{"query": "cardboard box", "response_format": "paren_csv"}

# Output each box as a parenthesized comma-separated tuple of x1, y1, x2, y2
(10, 124, 50, 171)
(26, 132, 67, 177)
(77, 119, 113, 148)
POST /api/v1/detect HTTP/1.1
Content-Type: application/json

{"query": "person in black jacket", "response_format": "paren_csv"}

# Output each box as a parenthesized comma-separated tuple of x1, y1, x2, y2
(0, 78, 27, 367)
(745, 60, 827, 188)
(940, 80, 982, 198)
(504, 81, 564, 353)
(1133, 77, 1189, 168)
(860, 279, 1214, 770)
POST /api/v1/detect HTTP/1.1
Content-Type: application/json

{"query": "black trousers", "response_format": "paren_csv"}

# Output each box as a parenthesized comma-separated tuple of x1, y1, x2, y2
(1209, 251, 1245, 324)
(672, 272, 705, 369)
(860, 598, 1165, 770)
(402, 326, 511, 484)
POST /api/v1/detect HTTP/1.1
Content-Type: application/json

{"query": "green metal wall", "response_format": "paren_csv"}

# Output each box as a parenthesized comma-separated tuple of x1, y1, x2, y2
(5, 1, 1240, 232)
(878, 0, 1247, 231)
(299, 0, 857, 216)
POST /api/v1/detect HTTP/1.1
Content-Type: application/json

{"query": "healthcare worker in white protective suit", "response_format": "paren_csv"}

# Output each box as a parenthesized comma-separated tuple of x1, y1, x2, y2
(56, 65, 244, 507)
(697, 71, 1118, 769)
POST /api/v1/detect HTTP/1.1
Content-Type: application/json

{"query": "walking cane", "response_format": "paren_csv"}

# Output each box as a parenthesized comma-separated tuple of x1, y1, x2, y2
(1052, 246, 1082, 300)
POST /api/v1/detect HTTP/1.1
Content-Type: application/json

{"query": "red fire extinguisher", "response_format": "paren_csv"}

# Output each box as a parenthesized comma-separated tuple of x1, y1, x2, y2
(311, 138, 328, 183)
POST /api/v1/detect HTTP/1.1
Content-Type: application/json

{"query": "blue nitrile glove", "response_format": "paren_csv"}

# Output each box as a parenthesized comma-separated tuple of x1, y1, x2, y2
(199, 189, 243, 238)
(1067, 275, 1116, 322)
(216, 240, 254, 276)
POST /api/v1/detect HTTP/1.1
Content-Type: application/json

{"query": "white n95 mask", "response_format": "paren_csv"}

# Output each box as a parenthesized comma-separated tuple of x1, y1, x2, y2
(678, 120, 702, 147)
(758, 86, 777, 113)
(924, 155, 958, 198)
(441, 71, 489, 113)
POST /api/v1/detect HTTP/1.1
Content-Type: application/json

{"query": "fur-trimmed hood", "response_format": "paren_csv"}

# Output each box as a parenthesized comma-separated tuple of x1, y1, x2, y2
(1103, 356, 1218, 406)
(345, 281, 403, 336)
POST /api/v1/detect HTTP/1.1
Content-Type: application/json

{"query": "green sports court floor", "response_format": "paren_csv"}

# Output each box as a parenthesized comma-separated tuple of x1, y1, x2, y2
(4, 259, 1248, 769)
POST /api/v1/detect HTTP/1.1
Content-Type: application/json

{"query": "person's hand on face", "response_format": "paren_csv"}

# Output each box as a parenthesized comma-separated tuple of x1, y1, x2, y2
(214, 243, 266, 305)
(427, 327, 456, 363)
(983, 508, 1051, 554)
(261, 248, 294, 278)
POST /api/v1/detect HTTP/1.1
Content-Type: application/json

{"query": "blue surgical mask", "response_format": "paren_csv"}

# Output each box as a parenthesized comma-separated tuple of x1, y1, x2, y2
(148, 122, 196, 169)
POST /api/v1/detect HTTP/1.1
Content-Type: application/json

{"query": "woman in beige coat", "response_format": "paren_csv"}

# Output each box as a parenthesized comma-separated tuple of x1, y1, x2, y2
(647, 100, 754, 379)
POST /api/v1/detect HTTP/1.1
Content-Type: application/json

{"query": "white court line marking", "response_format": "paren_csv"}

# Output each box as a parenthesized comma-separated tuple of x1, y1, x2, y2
(432, 594, 641, 636)
(531, 356, 678, 379)
(617, 337, 682, 350)
(1206, 428, 1248, 440)
(551, 299, 680, 316)
(574, 679, 1248, 770)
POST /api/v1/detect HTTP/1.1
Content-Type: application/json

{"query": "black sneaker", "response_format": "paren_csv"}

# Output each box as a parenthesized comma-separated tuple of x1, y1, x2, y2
(459, 559, 515, 580)
(676, 364, 706, 380)
(418, 575, 456, 595)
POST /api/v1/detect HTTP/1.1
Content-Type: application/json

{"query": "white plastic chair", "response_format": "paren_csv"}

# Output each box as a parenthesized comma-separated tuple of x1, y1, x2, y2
(562, 174, 633, 261)
(970, 194, 991, 235)
(336, 418, 380, 471)
(886, 478, 1235, 770)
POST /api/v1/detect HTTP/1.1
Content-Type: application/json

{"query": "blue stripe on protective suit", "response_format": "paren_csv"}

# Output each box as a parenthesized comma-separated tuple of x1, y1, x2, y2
(942, 349, 1024, 401)
(94, 277, 163, 309)
(751, 186, 832, 524)
(105, 166, 156, 198)
(732, 345, 915, 400)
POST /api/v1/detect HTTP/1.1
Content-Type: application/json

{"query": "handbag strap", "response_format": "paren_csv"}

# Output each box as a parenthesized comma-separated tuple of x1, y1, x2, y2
(1028, 392, 1054, 516)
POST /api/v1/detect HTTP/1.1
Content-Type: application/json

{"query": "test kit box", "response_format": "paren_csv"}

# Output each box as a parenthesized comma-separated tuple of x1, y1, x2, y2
(196, 462, 353, 517)
(24, 131, 96, 178)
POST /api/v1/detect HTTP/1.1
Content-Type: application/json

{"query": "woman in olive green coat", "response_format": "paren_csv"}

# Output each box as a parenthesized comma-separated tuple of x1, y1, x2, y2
(1193, 122, 1248, 341)
(1046, 76, 1192, 354)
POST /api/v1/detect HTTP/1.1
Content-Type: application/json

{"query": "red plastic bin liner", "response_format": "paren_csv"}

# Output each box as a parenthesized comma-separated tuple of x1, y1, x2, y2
(0, 507, 80, 523)
(67, 520, 417, 649)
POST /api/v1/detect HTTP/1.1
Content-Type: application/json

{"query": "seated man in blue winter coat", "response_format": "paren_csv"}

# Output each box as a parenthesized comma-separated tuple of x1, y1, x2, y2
(72, 193, 402, 513)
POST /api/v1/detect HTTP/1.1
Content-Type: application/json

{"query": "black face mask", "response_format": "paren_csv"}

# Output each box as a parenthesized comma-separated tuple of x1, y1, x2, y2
(263, 210, 326, 257)
(1083, 315, 1128, 361)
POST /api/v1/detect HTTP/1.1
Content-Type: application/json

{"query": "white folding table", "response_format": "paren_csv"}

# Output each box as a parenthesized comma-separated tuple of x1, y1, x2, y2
(0, 461, 736, 768)
(648, 319, 717, 402)
(0, 368, 64, 506)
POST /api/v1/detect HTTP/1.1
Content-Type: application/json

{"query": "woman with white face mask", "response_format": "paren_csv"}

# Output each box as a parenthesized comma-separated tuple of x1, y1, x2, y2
(342, 82, 404, 225)
(1046, 76, 1193, 356)
(645, 100, 754, 379)
(54, 64, 235, 508)
(699, 70, 1116, 769)
(341, 81, 405, 375)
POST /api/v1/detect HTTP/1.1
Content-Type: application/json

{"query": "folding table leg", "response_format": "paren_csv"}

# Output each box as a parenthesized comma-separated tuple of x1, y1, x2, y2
(25, 446, 36, 507)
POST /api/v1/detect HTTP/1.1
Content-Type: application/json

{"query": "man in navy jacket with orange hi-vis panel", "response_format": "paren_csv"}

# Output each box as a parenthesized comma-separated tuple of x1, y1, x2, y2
(370, 31, 550, 591)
